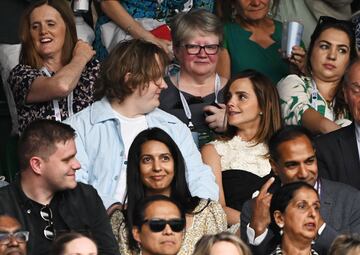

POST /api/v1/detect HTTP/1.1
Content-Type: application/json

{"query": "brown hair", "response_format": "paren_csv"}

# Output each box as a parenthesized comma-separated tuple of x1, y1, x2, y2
(19, 0, 77, 68)
(329, 234, 360, 255)
(18, 119, 76, 170)
(94, 39, 169, 102)
(223, 69, 282, 144)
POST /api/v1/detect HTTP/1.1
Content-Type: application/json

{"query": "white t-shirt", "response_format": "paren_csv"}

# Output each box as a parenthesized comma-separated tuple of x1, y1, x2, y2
(113, 110, 148, 202)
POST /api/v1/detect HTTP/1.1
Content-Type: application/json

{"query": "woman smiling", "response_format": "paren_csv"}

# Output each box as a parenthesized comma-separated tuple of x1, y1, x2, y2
(9, 0, 98, 133)
(110, 128, 227, 255)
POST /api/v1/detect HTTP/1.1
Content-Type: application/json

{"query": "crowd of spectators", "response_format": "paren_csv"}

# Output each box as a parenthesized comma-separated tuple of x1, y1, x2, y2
(1, 0, 360, 254)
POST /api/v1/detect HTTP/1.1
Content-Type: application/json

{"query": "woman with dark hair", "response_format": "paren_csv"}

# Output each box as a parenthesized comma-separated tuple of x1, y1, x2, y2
(201, 69, 282, 225)
(278, 16, 357, 134)
(216, 0, 305, 84)
(110, 127, 227, 255)
(51, 232, 98, 255)
(131, 195, 185, 255)
(269, 182, 320, 255)
(9, 0, 99, 133)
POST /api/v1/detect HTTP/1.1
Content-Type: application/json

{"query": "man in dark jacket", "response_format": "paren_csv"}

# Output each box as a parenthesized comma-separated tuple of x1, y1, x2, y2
(0, 119, 119, 255)
(241, 126, 360, 255)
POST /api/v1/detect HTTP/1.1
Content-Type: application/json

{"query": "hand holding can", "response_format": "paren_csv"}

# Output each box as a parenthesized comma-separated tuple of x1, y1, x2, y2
(281, 21, 304, 59)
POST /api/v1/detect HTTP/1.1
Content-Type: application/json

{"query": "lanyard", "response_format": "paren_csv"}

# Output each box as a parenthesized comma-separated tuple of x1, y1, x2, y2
(41, 67, 74, 121)
(310, 79, 318, 111)
(176, 72, 221, 130)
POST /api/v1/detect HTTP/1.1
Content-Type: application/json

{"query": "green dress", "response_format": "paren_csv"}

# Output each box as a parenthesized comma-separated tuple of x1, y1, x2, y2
(223, 20, 290, 84)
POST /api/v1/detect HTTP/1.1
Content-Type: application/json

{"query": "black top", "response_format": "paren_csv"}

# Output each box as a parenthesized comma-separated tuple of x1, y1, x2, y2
(160, 76, 225, 132)
(0, 179, 120, 255)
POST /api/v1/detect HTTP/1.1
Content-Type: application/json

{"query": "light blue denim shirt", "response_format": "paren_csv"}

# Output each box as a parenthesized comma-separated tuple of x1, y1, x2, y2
(64, 97, 219, 208)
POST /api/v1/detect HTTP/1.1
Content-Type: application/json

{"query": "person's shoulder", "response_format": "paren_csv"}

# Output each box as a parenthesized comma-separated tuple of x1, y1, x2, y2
(322, 178, 360, 196)
(0, 182, 12, 194)
(277, 74, 304, 87)
(149, 108, 184, 124)
(9, 63, 39, 77)
(194, 199, 223, 215)
(64, 99, 106, 127)
(74, 182, 98, 192)
(65, 104, 92, 122)
(315, 125, 353, 144)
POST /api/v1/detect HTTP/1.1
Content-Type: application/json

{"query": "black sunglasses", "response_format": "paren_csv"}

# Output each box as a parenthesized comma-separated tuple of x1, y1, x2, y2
(318, 16, 354, 31)
(142, 218, 185, 232)
(40, 205, 56, 240)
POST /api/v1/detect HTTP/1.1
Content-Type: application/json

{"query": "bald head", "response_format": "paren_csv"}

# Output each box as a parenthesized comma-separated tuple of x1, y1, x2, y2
(0, 215, 27, 255)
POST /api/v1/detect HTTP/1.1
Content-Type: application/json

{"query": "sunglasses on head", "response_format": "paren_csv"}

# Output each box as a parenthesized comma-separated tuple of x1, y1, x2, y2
(142, 218, 185, 232)
(317, 16, 354, 31)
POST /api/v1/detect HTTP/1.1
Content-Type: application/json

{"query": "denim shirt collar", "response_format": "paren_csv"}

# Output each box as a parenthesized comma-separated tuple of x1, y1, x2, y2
(90, 97, 165, 125)
(90, 97, 117, 124)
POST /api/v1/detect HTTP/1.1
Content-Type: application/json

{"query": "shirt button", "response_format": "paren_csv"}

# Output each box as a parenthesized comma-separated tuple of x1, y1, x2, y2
(114, 175, 118, 181)
(26, 209, 31, 214)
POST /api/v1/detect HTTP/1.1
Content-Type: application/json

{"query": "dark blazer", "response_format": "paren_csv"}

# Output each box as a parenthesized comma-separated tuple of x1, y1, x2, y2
(0, 180, 120, 255)
(315, 124, 360, 190)
(241, 178, 360, 255)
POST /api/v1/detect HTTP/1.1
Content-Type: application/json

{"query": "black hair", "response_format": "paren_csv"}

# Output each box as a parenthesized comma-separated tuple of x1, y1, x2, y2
(306, 16, 357, 120)
(268, 125, 314, 163)
(130, 195, 186, 251)
(269, 181, 318, 250)
(125, 128, 202, 249)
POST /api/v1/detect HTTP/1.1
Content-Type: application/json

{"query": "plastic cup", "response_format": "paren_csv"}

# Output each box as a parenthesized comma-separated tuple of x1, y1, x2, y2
(281, 21, 304, 58)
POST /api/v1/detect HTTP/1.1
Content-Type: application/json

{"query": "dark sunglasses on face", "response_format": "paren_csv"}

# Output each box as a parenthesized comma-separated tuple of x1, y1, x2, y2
(182, 44, 220, 55)
(40, 205, 56, 240)
(0, 231, 29, 244)
(142, 218, 185, 232)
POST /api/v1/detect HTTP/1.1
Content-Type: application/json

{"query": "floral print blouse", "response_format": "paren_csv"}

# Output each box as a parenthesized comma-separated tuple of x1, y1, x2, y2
(9, 59, 100, 133)
(277, 74, 351, 127)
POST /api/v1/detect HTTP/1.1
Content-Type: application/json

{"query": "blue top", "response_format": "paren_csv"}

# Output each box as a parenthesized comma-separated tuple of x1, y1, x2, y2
(64, 97, 219, 208)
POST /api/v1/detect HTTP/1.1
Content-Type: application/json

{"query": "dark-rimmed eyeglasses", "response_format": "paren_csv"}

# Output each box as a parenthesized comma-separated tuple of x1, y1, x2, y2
(40, 205, 56, 240)
(182, 44, 220, 55)
(0, 231, 29, 244)
(142, 218, 185, 232)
